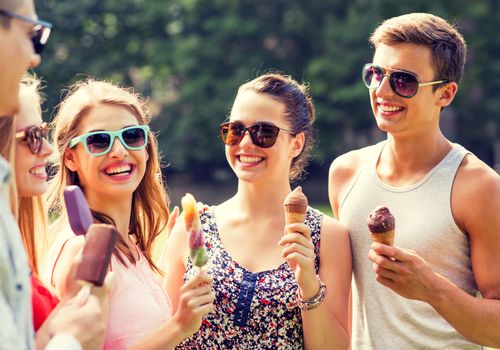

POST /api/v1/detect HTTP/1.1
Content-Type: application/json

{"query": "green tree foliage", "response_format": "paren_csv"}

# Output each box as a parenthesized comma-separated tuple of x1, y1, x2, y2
(36, 0, 499, 180)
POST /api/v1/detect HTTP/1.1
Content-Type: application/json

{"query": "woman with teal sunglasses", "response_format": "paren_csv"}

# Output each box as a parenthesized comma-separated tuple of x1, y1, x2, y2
(45, 79, 214, 350)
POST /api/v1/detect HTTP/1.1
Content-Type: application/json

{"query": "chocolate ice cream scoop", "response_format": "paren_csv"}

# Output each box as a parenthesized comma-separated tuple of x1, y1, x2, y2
(367, 206, 395, 233)
(284, 186, 308, 224)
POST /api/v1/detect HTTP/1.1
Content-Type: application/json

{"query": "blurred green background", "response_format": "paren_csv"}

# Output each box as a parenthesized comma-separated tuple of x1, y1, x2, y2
(36, 0, 500, 207)
(35, 4, 499, 347)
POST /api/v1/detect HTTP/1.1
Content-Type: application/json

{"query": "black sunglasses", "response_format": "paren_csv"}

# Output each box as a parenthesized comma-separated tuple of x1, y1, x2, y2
(362, 63, 448, 98)
(0, 9, 52, 55)
(15, 122, 49, 155)
(220, 121, 294, 148)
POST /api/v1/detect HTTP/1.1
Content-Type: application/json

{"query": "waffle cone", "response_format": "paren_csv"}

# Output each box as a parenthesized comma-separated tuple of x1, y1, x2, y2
(284, 211, 306, 224)
(370, 229, 395, 246)
(284, 187, 308, 225)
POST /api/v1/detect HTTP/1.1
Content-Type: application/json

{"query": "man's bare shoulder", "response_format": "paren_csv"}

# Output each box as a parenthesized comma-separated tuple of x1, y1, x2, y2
(456, 153, 499, 194)
(329, 145, 377, 181)
(328, 145, 379, 216)
(453, 152, 500, 233)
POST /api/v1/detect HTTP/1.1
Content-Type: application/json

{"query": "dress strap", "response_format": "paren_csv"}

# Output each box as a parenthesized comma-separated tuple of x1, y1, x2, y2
(49, 236, 79, 287)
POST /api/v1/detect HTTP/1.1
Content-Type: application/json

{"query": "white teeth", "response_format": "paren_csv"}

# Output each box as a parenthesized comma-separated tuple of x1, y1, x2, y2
(105, 165, 132, 175)
(239, 156, 263, 164)
(29, 167, 46, 176)
(380, 105, 403, 112)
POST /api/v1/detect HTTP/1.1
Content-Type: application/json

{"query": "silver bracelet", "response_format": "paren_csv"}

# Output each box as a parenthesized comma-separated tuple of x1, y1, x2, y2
(296, 275, 327, 311)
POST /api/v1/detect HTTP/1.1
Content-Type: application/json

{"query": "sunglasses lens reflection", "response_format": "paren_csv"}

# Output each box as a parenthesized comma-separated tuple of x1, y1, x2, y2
(220, 122, 281, 148)
(222, 124, 244, 146)
(252, 124, 280, 148)
(86, 133, 111, 154)
(363, 65, 382, 89)
(390, 72, 418, 98)
(122, 127, 146, 147)
(24, 124, 47, 154)
(362, 64, 420, 98)
(31, 26, 51, 54)
(27, 132, 39, 154)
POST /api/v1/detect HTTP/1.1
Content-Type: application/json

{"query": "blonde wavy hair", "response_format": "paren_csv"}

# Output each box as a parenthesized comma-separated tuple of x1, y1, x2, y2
(0, 75, 48, 276)
(18, 76, 48, 276)
(47, 79, 169, 272)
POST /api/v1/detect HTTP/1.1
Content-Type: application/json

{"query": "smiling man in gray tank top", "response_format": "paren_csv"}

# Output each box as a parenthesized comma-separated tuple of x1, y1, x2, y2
(328, 12, 500, 350)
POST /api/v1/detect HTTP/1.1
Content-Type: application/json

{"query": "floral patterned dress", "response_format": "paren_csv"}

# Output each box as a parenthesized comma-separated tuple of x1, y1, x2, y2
(176, 207, 322, 350)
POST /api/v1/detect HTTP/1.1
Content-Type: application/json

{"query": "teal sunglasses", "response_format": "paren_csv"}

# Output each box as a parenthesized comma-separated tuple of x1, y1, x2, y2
(69, 125, 150, 156)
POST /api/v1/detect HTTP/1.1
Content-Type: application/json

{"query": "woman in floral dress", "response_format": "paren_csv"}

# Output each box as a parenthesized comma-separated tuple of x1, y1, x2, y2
(162, 73, 352, 349)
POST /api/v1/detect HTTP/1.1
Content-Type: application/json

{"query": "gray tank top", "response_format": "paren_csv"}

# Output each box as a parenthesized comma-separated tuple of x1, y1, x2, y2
(339, 141, 483, 350)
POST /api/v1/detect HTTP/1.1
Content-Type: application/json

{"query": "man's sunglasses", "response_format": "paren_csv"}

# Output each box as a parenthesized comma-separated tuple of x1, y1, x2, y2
(0, 9, 52, 55)
(362, 63, 448, 98)
(69, 125, 150, 156)
(219, 121, 294, 149)
(15, 122, 49, 155)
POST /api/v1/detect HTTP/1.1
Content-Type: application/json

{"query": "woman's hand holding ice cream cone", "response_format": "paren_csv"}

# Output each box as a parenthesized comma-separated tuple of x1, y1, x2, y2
(279, 187, 320, 300)
(279, 222, 320, 300)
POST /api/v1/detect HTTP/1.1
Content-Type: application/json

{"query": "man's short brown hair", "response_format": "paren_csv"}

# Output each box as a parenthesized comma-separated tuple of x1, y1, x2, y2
(370, 13, 467, 85)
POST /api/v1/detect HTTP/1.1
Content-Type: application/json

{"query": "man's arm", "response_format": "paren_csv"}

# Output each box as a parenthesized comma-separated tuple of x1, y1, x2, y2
(369, 155, 500, 347)
(0, 197, 31, 349)
(437, 154, 500, 345)
(328, 148, 368, 350)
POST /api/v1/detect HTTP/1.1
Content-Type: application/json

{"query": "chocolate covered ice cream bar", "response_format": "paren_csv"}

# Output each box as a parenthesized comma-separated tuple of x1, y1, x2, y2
(64, 185, 93, 236)
(76, 224, 118, 286)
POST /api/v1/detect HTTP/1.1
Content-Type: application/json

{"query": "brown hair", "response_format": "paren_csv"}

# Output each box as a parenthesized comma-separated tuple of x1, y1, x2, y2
(47, 79, 169, 272)
(236, 73, 316, 182)
(369, 13, 467, 85)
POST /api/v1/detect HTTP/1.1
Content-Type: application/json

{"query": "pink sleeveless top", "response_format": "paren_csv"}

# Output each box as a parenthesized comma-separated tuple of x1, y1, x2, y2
(104, 251, 172, 349)
(44, 235, 172, 350)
